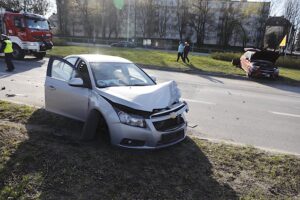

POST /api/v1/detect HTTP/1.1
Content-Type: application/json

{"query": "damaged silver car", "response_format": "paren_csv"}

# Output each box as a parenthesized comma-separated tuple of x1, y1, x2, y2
(45, 54, 189, 149)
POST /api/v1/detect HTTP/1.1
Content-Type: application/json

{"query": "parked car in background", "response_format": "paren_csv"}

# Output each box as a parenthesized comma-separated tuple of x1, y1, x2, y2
(232, 48, 280, 79)
(110, 41, 136, 48)
(45, 54, 188, 149)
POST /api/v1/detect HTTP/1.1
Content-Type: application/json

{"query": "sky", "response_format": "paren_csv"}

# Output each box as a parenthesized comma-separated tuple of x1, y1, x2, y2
(46, 0, 286, 18)
(46, 0, 56, 18)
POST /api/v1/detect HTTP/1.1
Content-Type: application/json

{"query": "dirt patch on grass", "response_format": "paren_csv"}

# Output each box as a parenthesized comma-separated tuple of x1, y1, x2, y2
(0, 101, 299, 199)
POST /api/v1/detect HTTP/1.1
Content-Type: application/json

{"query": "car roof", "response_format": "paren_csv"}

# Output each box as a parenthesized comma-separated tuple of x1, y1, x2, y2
(66, 54, 132, 63)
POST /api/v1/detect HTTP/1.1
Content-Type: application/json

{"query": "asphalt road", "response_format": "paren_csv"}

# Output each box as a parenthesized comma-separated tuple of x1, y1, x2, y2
(1, 57, 300, 154)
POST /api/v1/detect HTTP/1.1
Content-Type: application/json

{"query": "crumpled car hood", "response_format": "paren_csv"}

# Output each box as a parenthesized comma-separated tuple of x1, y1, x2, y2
(96, 81, 181, 112)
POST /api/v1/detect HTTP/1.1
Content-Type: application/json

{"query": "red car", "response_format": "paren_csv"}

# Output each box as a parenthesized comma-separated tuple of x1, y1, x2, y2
(233, 49, 280, 79)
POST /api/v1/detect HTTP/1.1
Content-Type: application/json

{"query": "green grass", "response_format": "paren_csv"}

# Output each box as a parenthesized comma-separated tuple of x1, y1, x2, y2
(48, 46, 244, 75)
(0, 100, 300, 199)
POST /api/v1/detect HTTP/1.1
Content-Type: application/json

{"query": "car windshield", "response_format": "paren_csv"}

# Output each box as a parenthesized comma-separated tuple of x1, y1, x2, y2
(26, 18, 49, 30)
(90, 62, 155, 88)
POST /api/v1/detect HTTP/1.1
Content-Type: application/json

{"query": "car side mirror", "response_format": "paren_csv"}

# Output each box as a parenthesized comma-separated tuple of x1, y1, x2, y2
(150, 75, 157, 82)
(68, 78, 84, 87)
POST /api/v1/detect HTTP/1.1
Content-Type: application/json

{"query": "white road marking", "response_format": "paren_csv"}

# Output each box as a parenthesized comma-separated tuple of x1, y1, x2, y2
(270, 111, 300, 118)
(182, 98, 216, 105)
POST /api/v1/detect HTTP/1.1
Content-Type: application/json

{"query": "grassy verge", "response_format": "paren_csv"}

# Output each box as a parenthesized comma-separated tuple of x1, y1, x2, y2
(0, 100, 299, 199)
(48, 46, 300, 85)
(48, 46, 244, 75)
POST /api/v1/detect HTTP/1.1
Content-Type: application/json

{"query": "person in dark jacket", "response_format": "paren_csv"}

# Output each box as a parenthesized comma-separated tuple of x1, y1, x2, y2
(0, 34, 15, 72)
(183, 42, 190, 63)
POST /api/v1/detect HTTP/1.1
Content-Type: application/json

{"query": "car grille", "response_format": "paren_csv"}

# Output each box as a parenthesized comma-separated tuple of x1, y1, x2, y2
(260, 68, 274, 73)
(157, 130, 185, 145)
(151, 103, 186, 118)
(153, 115, 185, 132)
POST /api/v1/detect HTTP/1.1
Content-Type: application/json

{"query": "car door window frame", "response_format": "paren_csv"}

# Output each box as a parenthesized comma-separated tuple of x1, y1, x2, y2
(47, 56, 76, 82)
(74, 59, 92, 89)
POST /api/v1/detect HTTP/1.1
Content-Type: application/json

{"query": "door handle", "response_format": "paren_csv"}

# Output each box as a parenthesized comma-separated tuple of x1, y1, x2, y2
(48, 85, 56, 90)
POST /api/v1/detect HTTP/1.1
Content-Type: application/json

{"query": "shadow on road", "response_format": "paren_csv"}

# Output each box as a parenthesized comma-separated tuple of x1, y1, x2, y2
(0, 109, 238, 199)
(249, 76, 300, 94)
(0, 57, 46, 79)
(186, 63, 224, 84)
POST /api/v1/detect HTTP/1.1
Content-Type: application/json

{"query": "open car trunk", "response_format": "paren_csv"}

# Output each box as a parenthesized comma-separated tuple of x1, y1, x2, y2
(251, 51, 280, 64)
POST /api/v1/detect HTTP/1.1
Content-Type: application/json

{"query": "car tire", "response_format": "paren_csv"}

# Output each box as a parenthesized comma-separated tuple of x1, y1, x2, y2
(81, 110, 101, 141)
(34, 52, 46, 59)
(81, 110, 110, 143)
(12, 44, 25, 60)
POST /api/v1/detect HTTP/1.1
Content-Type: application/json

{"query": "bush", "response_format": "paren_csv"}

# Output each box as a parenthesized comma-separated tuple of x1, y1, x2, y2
(211, 52, 242, 62)
(52, 38, 67, 46)
(276, 57, 300, 69)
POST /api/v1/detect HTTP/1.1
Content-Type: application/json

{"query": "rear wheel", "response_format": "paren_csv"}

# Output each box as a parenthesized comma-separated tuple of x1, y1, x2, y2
(33, 52, 46, 59)
(12, 44, 25, 60)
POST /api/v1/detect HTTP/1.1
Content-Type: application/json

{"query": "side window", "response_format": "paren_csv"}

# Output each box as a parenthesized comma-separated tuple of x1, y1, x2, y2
(51, 60, 74, 82)
(14, 18, 21, 27)
(66, 57, 78, 65)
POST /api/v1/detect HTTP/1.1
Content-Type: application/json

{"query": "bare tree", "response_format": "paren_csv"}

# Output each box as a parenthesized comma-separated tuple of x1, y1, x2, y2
(176, 0, 189, 41)
(284, 0, 300, 52)
(189, 0, 211, 46)
(0, 0, 22, 11)
(135, 0, 147, 37)
(145, 0, 157, 38)
(56, 0, 70, 36)
(0, 0, 50, 15)
(255, 2, 270, 48)
(217, 2, 240, 47)
(106, 1, 121, 39)
(135, 0, 157, 38)
(27, 0, 50, 15)
(74, 0, 95, 37)
(158, 4, 168, 38)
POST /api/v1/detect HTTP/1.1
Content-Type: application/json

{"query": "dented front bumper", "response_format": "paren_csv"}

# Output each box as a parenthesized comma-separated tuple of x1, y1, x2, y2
(109, 102, 189, 149)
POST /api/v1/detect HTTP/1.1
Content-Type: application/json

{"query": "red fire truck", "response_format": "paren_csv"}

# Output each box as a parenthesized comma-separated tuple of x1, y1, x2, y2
(0, 8, 53, 59)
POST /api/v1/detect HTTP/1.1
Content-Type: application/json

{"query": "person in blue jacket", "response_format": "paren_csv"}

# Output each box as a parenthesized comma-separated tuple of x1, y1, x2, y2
(176, 42, 185, 63)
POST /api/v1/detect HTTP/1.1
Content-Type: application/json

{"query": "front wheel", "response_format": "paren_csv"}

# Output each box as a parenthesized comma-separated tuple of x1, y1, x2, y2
(12, 44, 25, 60)
(33, 52, 46, 59)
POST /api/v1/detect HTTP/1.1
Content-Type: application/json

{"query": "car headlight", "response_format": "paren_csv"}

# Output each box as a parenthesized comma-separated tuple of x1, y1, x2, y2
(117, 110, 146, 128)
